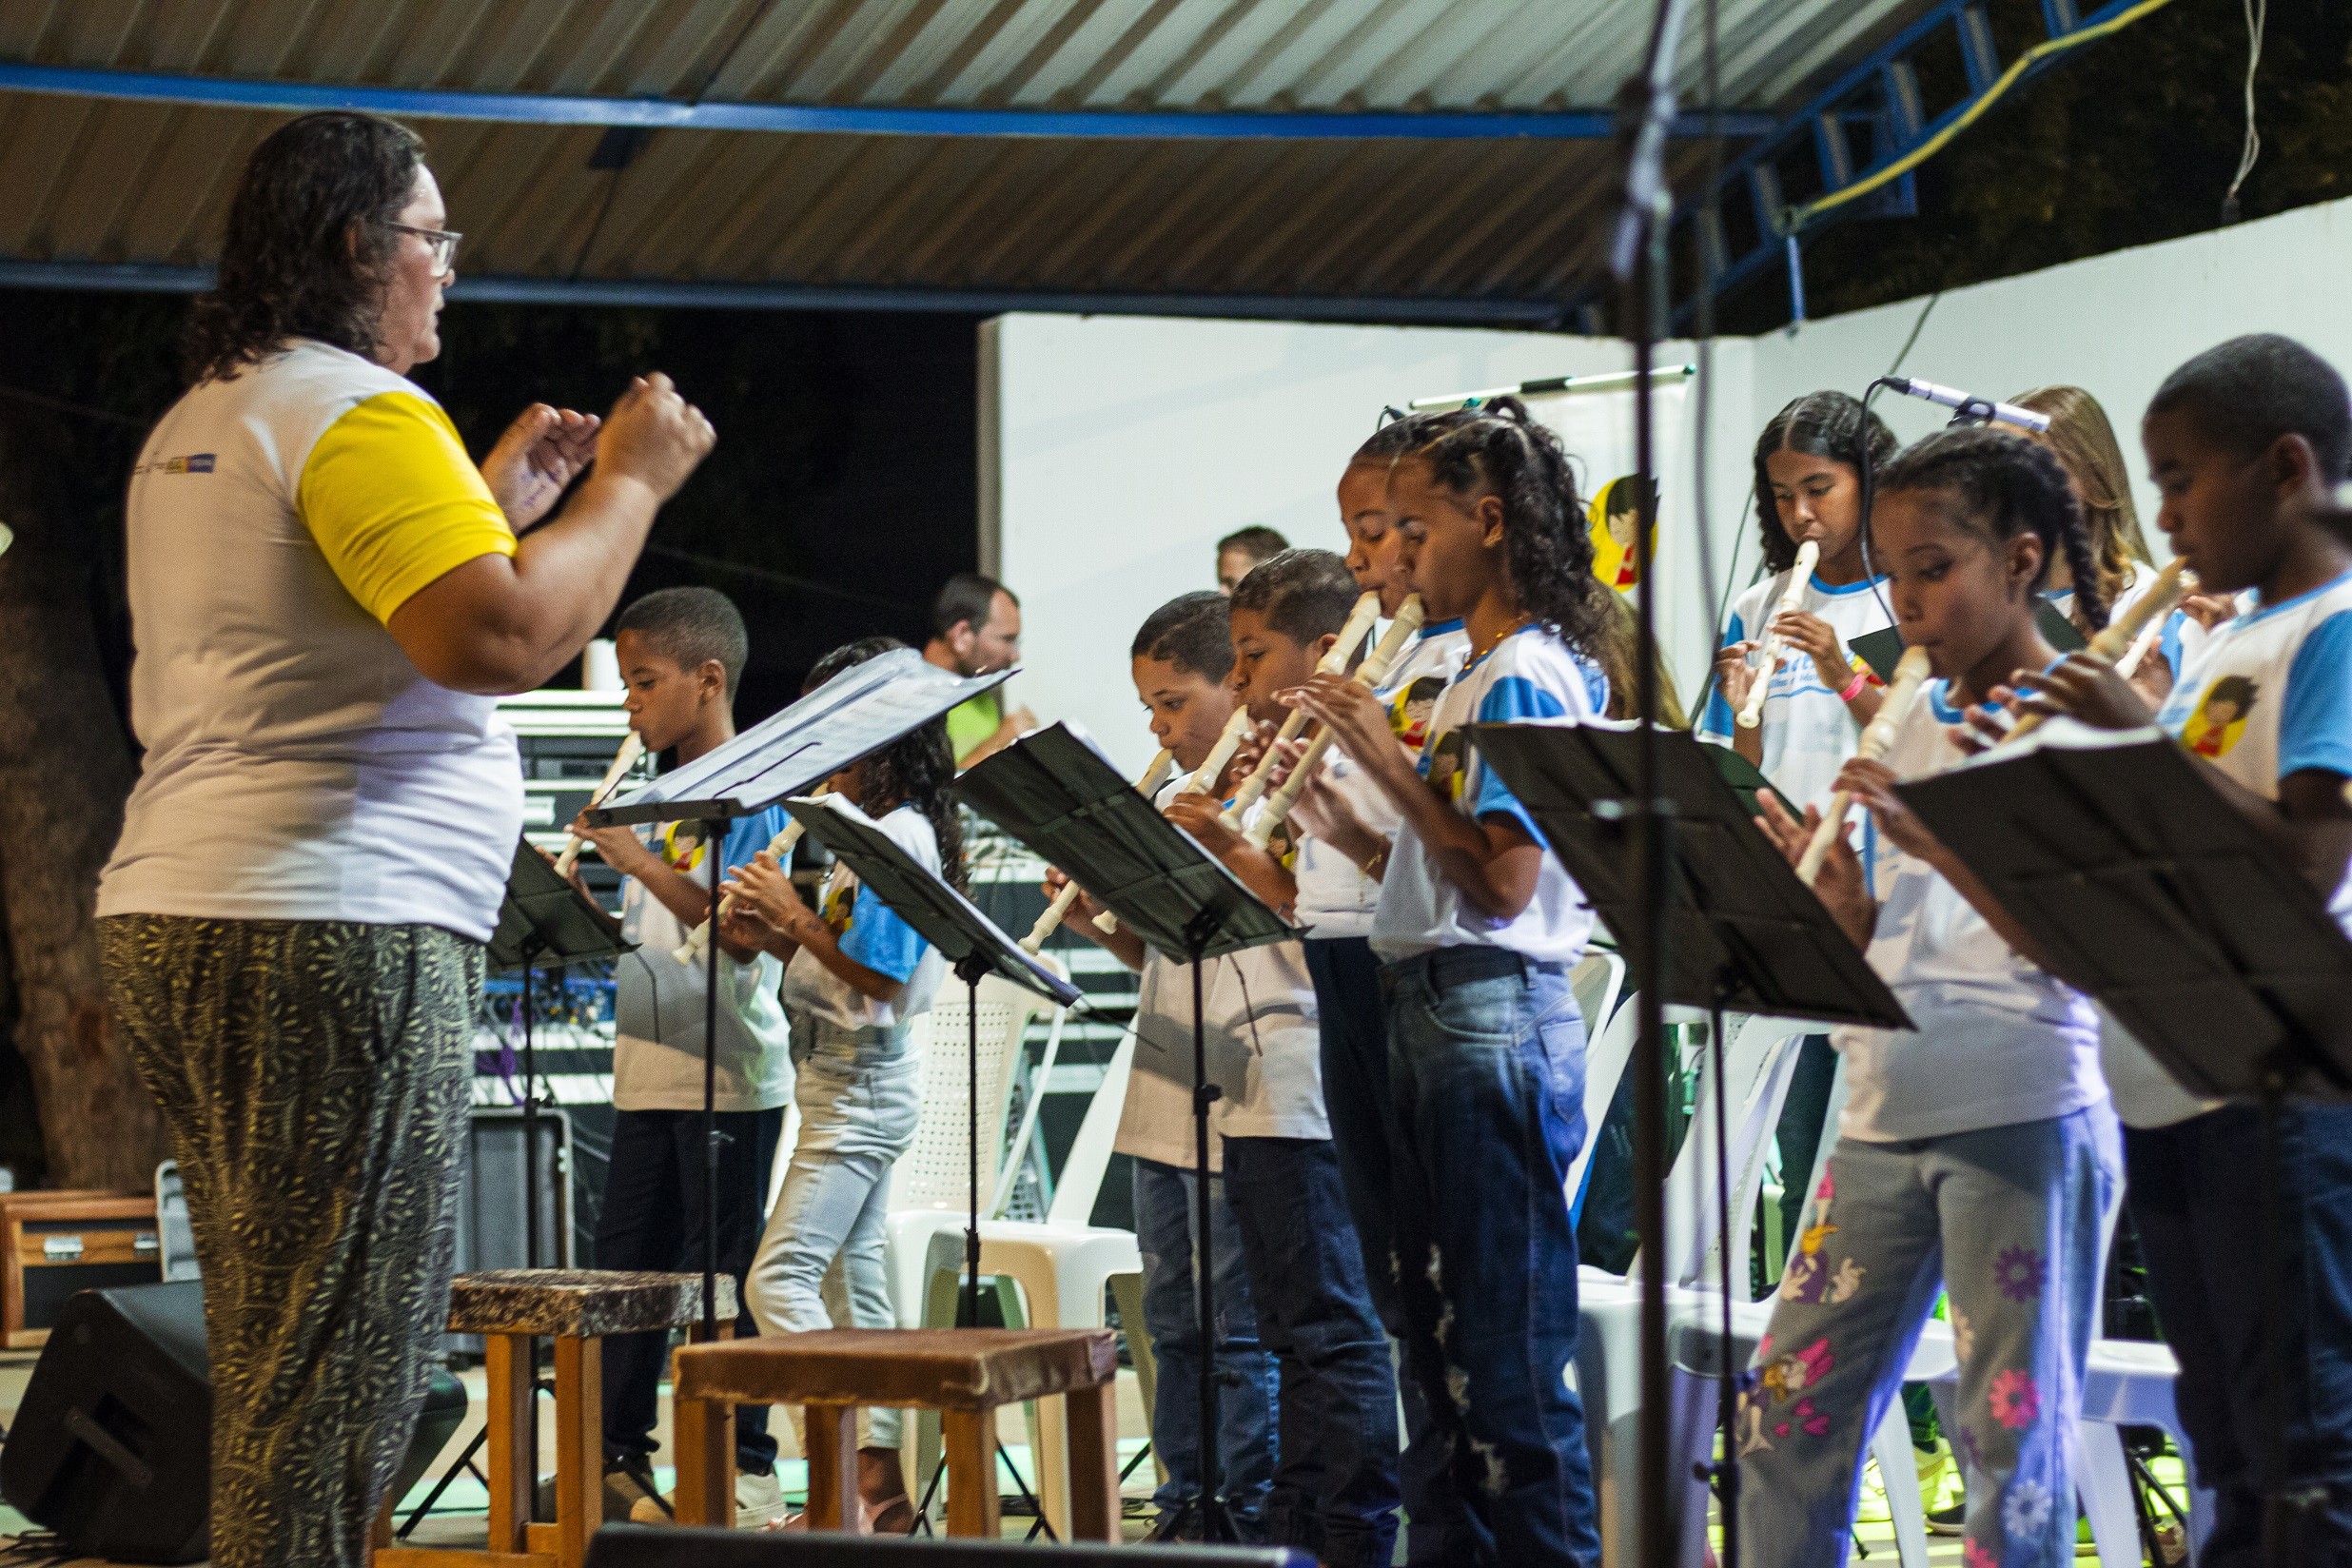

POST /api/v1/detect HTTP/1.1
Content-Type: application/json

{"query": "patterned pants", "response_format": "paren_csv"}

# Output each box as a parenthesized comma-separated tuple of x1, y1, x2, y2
(100, 914, 480, 1568)
(1735, 1107, 2120, 1568)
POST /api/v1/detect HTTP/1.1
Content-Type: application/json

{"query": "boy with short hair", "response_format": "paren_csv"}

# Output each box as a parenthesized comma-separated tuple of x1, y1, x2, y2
(1163, 548, 1403, 1567)
(566, 586, 794, 1526)
(2022, 333, 2352, 1562)
(1052, 590, 1280, 1539)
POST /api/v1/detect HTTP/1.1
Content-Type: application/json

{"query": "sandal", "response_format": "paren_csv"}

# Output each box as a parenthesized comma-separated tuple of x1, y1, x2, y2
(864, 1494, 918, 1536)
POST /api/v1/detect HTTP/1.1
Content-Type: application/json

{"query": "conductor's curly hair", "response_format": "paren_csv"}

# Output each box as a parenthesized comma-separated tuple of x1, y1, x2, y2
(803, 637, 968, 895)
(1873, 426, 2109, 632)
(1381, 396, 1610, 657)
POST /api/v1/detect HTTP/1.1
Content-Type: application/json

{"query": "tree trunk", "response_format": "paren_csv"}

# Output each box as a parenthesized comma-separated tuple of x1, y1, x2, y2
(0, 410, 163, 1189)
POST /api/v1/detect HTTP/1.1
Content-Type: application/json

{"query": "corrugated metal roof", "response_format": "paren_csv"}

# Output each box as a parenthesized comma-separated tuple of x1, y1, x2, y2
(0, 0, 1932, 312)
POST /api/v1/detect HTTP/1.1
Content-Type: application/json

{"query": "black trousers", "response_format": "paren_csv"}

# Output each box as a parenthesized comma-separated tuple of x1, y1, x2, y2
(597, 1106, 784, 1473)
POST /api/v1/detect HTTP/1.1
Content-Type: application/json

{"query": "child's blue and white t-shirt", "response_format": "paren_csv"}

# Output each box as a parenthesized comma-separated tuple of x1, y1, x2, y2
(1699, 568, 1893, 813)
(780, 798, 948, 1033)
(2103, 568, 2352, 1128)
(614, 807, 795, 1112)
(1371, 624, 1606, 964)
(1832, 681, 2106, 1142)
(1292, 617, 1472, 941)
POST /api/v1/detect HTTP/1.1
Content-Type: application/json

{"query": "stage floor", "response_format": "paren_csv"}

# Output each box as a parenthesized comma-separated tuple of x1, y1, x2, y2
(0, 1346, 2115, 1562)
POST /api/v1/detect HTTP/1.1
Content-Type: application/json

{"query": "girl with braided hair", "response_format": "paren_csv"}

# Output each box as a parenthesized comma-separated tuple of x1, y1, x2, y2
(1739, 426, 2120, 1565)
(1289, 395, 1610, 1563)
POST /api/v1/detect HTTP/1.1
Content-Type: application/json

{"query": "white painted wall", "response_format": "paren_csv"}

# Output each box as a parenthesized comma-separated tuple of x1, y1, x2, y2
(987, 193, 2352, 773)
(1750, 194, 2352, 556)
(989, 312, 1758, 774)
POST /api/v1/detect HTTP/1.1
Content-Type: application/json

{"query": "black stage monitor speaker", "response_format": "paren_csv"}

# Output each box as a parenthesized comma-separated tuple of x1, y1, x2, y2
(0, 1280, 466, 1564)
(583, 1524, 1315, 1566)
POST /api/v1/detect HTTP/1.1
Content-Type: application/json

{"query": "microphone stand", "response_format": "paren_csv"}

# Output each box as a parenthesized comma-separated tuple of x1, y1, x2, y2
(1613, 0, 1695, 1562)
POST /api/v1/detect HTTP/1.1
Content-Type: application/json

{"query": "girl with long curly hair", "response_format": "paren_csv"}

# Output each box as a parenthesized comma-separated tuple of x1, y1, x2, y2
(1289, 395, 1612, 1562)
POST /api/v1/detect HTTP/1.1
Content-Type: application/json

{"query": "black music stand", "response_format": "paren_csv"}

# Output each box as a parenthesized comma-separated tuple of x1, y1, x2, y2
(1471, 723, 1910, 1030)
(402, 839, 633, 1538)
(1471, 719, 1911, 1560)
(1897, 723, 2352, 1564)
(584, 647, 1011, 1336)
(955, 723, 1296, 1543)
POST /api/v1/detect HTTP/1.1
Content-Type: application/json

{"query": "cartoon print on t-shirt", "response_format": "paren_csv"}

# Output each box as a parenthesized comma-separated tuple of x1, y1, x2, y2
(2181, 674, 2259, 758)
(1388, 675, 1448, 755)
(1423, 727, 1469, 802)
(819, 877, 856, 936)
(658, 819, 708, 872)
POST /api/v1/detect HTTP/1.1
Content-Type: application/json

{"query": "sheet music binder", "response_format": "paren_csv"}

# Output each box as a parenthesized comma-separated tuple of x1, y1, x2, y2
(1895, 721, 2352, 1098)
(779, 797, 1082, 1011)
(952, 722, 1297, 966)
(1469, 721, 1910, 1029)
(586, 646, 1011, 827)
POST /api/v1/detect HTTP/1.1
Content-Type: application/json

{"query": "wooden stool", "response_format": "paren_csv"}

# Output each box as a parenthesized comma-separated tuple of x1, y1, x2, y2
(670, 1328, 1119, 1542)
(378, 1269, 736, 1568)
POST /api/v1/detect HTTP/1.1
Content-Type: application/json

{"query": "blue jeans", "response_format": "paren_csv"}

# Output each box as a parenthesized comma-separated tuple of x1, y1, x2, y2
(1133, 1156, 1277, 1532)
(745, 1013, 923, 1450)
(1382, 947, 1601, 1566)
(1226, 1134, 1402, 1566)
(2127, 1102, 2352, 1566)
(1306, 934, 1471, 1563)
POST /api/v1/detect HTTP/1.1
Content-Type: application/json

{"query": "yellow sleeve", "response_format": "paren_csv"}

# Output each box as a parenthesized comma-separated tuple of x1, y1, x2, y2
(297, 391, 517, 624)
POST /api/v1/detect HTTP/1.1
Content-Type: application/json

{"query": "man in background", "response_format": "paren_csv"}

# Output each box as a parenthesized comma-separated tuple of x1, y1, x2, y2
(924, 572, 1035, 768)
(1217, 526, 1289, 595)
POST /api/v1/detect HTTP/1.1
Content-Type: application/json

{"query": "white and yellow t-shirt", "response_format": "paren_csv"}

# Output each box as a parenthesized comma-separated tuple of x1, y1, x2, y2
(97, 339, 523, 940)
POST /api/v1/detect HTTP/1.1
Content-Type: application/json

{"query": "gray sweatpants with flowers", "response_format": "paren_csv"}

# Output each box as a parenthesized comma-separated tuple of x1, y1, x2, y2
(1735, 1107, 2120, 1567)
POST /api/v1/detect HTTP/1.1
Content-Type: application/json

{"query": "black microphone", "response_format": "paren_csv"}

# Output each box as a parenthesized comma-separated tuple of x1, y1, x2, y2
(1879, 376, 2051, 434)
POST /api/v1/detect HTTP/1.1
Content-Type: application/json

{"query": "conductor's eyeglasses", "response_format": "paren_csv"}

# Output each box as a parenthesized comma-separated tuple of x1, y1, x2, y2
(382, 222, 461, 275)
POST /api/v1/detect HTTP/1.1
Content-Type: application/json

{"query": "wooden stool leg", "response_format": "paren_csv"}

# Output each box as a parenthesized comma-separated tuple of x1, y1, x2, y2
(671, 1388, 735, 1527)
(803, 1403, 859, 1531)
(552, 1335, 602, 1568)
(1064, 1381, 1120, 1543)
(484, 1333, 533, 1554)
(942, 1406, 1001, 1539)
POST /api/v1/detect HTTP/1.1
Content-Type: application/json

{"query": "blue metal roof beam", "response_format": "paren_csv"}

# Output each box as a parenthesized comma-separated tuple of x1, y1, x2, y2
(0, 61, 1774, 142)
(0, 259, 1569, 327)
(1674, 0, 2157, 326)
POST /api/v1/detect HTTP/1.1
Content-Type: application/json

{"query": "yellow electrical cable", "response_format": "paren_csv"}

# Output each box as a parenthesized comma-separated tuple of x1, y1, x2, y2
(1790, 0, 2182, 229)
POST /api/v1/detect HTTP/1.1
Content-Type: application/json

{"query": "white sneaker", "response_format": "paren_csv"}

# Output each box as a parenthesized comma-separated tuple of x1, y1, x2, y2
(630, 1469, 789, 1529)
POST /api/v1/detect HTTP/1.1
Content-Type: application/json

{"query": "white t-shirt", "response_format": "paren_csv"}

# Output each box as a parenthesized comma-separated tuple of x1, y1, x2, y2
(780, 799, 949, 1033)
(612, 811, 794, 1113)
(1292, 618, 1472, 940)
(2101, 569, 2352, 1127)
(1698, 569, 1894, 814)
(1115, 938, 1329, 1163)
(98, 340, 523, 940)
(1832, 680, 2107, 1143)
(1371, 624, 1607, 964)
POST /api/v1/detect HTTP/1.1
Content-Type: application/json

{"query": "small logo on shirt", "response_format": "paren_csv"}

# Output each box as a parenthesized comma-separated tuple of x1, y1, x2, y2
(1388, 676, 1446, 755)
(1424, 728, 1469, 800)
(657, 819, 709, 872)
(2182, 675, 2259, 758)
(135, 453, 216, 476)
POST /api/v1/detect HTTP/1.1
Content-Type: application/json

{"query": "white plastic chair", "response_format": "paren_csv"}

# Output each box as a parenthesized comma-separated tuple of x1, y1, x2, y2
(881, 971, 1064, 1330)
(1565, 951, 1632, 1221)
(1574, 1010, 1805, 1566)
(915, 1024, 1145, 1539)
